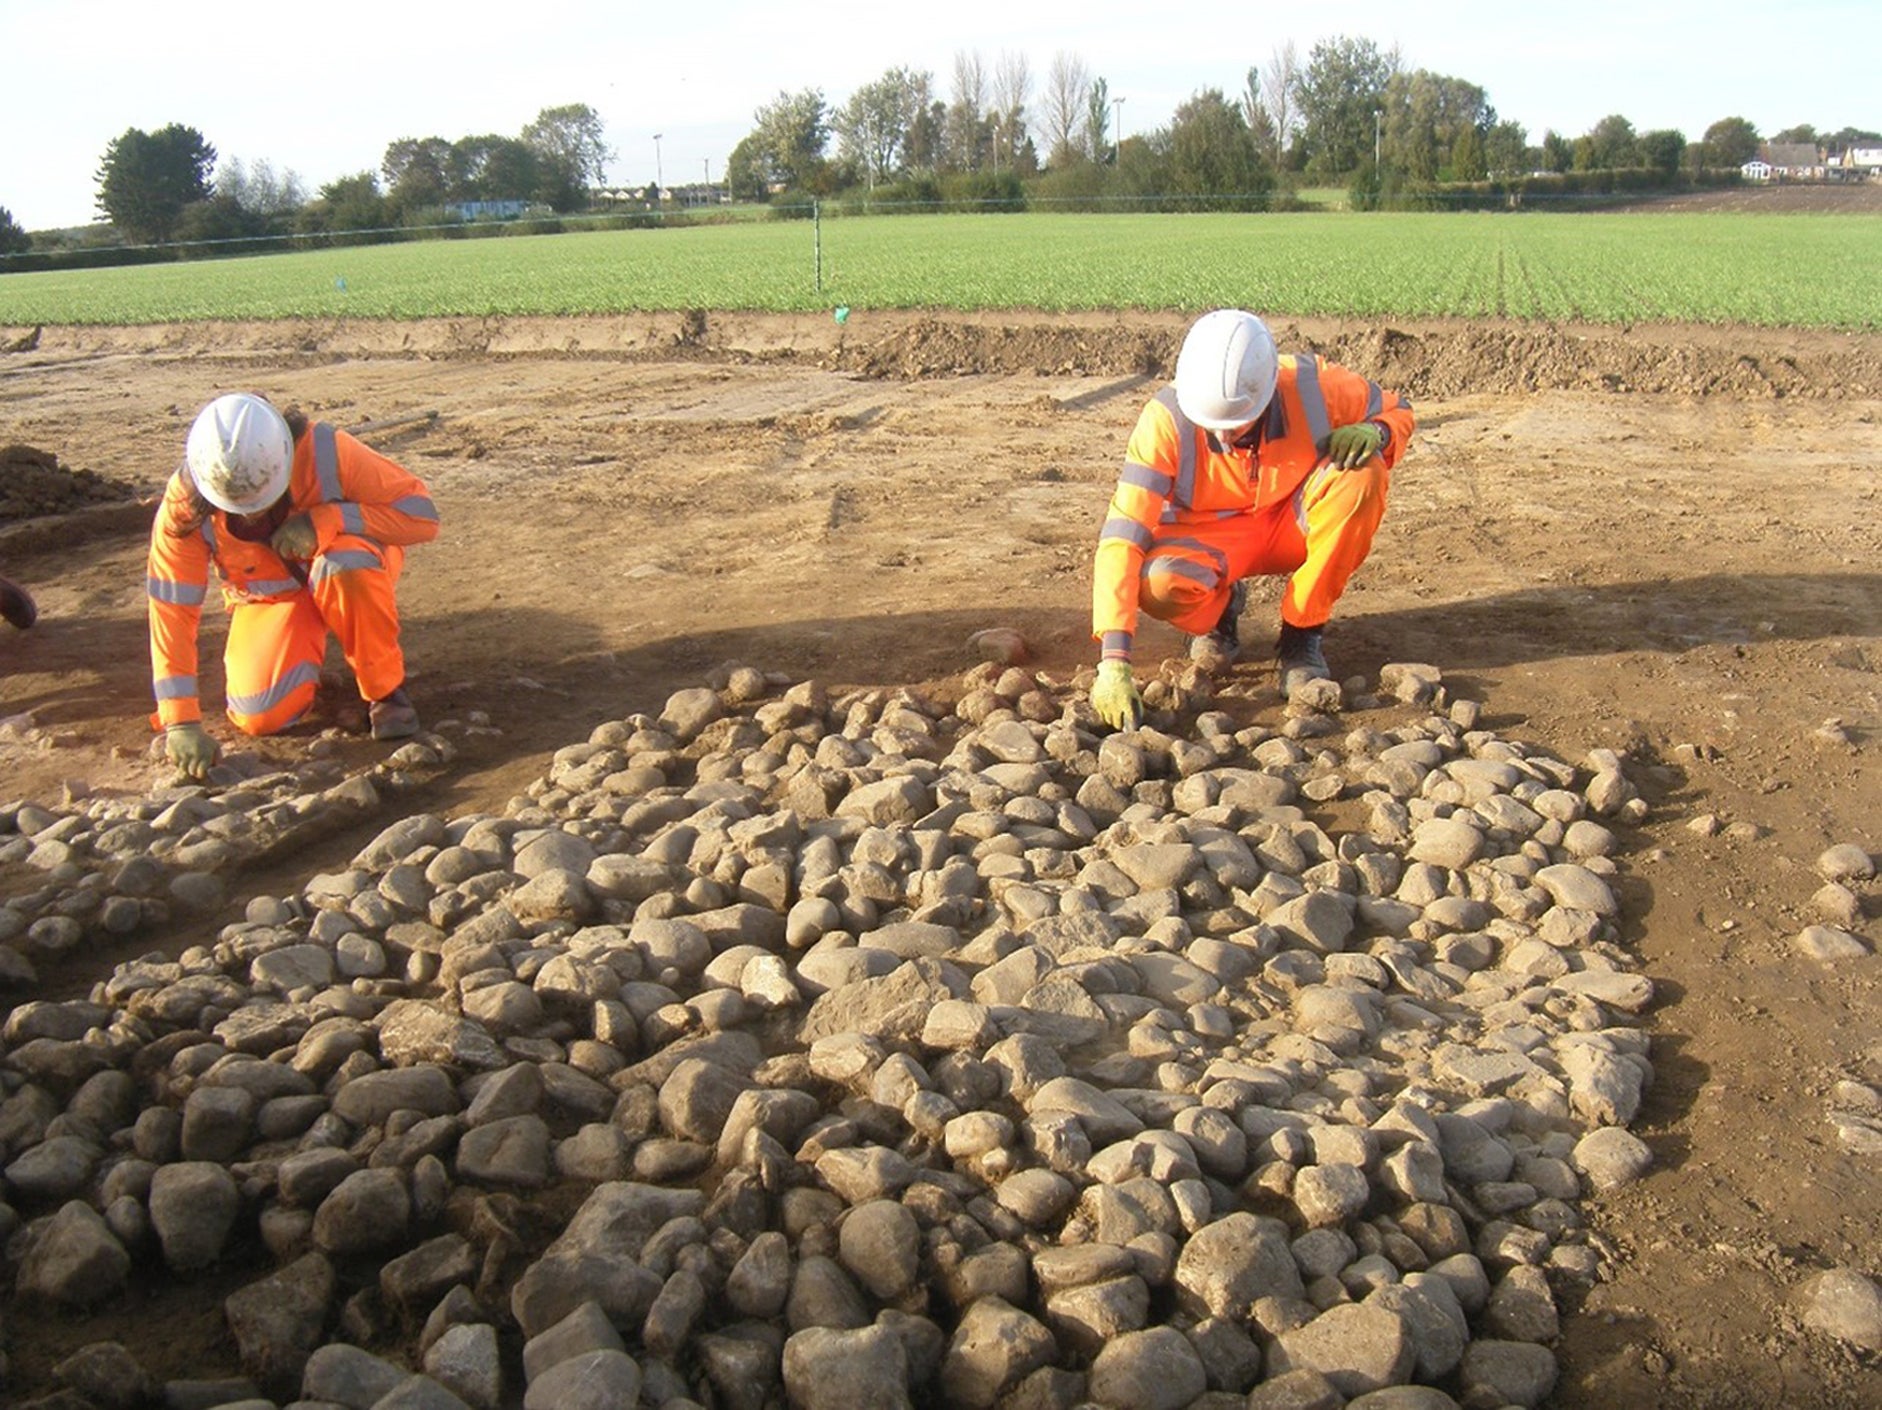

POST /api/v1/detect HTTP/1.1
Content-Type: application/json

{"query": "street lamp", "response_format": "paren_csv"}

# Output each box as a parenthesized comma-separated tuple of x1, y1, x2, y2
(1111, 97, 1125, 165)
(653, 133, 664, 197)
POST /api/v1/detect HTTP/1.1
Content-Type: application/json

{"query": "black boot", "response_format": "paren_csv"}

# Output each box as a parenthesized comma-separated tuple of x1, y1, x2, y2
(1276, 622, 1331, 700)
(1188, 579, 1247, 670)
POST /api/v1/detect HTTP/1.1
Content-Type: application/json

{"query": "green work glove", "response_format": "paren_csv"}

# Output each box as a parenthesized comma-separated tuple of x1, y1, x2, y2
(166, 722, 220, 781)
(1090, 660, 1144, 731)
(1325, 421, 1385, 470)
(270, 513, 319, 560)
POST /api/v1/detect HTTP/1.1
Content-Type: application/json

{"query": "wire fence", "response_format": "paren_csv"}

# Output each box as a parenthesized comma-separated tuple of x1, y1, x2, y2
(1, 170, 1799, 275)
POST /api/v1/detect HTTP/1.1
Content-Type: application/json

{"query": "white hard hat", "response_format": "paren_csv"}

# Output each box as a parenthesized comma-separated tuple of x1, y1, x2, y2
(1174, 310, 1279, 430)
(185, 393, 293, 514)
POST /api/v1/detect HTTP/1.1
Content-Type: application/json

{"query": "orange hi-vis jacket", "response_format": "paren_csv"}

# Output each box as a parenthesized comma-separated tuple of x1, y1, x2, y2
(1093, 353, 1414, 659)
(147, 423, 439, 728)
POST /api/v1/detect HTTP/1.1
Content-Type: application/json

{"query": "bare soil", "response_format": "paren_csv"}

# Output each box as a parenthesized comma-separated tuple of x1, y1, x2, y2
(0, 310, 1878, 1408)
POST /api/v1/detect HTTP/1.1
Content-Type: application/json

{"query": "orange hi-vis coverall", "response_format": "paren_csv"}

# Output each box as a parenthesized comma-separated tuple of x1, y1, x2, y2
(147, 422, 440, 736)
(1093, 353, 1414, 661)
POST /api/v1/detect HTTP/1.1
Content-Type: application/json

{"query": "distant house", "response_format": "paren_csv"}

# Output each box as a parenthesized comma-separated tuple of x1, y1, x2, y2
(1836, 146, 1882, 178)
(1761, 143, 1825, 179)
(1741, 159, 1773, 182)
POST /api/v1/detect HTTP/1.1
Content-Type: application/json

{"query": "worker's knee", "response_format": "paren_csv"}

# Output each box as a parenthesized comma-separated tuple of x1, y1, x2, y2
(1139, 567, 1212, 622)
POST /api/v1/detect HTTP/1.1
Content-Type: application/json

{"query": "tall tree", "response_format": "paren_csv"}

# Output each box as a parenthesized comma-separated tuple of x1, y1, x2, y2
(742, 89, 830, 190)
(1483, 121, 1530, 179)
(301, 172, 385, 233)
(835, 67, 929, 186)
(95, 124, 216, 242)
(383, 137, 456, 212)
(1638, 128, 1686, 176)
(1250, 42, 1300, 169)
(522, 104, 610, 210)
(523, 104, 609, 208)
(1165, 88, 1268, 204)
(906, 92, 945, 173)
(1042, 52, 1092, 166)
(1575, 114, 1639, 170)
(1086, 76, 1114, 164)
(1538, 129, 1573, 173)
(945, 50, 989, 171)
(216, 157, 305, 217)
(1700, 116, 1760, 167)
(1382, 70, 1492, 181)
(1769, 124, 1818, 146)
(990, 50, 1032, 175)
(0, 207, 30, 256)
(1294, 36, 1399, 176)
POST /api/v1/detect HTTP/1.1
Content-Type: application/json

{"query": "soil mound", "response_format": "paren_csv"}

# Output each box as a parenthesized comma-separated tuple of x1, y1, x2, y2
(0, 444, 140, 523)
(833, 318, 1882, 400)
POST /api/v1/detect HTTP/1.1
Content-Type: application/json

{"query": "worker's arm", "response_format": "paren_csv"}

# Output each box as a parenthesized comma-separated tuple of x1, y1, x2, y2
(146, 475, 213, 728)
(1092, 400, 1178, 664)
(1318, 358, 1414, 468)
(304, 429, 441, 552)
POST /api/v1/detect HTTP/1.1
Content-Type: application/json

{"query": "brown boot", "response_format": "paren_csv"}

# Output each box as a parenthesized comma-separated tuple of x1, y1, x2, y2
(369, 685, 420, 740)
(0, 576, 36, 630)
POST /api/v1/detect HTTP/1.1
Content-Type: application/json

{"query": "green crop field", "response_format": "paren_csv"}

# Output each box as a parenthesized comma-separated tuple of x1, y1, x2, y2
(1, 211, 1875, 329)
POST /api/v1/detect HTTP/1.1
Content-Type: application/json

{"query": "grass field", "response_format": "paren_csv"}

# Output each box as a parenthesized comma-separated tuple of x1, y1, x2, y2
(1, 211, 1875, 329)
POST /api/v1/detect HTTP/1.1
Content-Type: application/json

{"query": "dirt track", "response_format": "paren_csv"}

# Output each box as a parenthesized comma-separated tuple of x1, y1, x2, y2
(1, 311, 1879, 1407)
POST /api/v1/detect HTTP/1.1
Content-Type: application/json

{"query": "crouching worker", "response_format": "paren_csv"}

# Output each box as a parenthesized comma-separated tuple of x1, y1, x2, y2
(148, 392, 441, 779)
(1090, 309, 1414, 729)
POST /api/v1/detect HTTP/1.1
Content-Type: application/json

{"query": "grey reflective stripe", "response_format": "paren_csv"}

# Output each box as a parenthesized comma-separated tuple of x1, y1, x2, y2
(310, 548, 385, 584)
(228, 661, 322, 717)
(1148, 535, 1230, 580)
(392, 493, 438, 522)
(242, 577, 305, 597)
(1118, 462, 1173, 496)
(341, 503, 367, 535)
(1294, 357, 1332, 452)
(1154, 387, 1199, 509)
(1293, 464, 1338, 532)
(1364, 380, 1384, 418)
(1100, 630, 1132, 656)
(154, 675, 198, 701)
(1100, 516, 1155, 551)
(1144, 556, 1221, 590)
(202, 519, 220, 553)
(313, 423, 343, 502)
(147, 576, 207, 606)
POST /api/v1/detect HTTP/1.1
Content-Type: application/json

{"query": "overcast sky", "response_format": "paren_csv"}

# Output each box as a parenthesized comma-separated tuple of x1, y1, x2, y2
(3, 0, 1875, 230)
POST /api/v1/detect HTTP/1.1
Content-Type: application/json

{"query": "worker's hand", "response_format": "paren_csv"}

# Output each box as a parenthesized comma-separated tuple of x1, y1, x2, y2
(165, 722, 220, 781)
(1325, 422, 1385, 470)
(1090, 660, 1144, 731)
(270, 513, 319, 560)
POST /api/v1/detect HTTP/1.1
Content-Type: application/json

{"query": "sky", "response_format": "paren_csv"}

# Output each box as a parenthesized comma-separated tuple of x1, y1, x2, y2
(3, 0, 1876, 231)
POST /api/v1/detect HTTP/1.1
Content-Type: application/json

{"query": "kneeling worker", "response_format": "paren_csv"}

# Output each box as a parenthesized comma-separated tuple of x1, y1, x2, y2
(1091, 309, 1414, 729)
(148, 392, 441, 779)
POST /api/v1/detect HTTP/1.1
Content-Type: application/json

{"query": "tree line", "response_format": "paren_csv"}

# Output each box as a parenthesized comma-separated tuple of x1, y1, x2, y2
(2, 35, 1875, 259)
(728, 39, 1874, 211)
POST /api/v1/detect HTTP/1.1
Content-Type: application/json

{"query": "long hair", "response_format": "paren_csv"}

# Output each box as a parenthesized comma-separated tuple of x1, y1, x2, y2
(167, 405, 308, 537)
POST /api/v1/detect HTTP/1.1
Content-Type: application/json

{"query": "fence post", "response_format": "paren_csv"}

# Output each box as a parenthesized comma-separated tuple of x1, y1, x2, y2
(813, 200, 823, 295)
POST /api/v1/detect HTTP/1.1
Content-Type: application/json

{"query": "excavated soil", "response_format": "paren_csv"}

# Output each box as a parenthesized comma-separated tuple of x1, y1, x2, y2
(0, 310, 1878, 1408)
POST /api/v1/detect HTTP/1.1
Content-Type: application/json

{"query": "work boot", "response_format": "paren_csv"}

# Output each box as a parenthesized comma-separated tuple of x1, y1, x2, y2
(0, 576, 36, 630)
(369, 686, 421, 741)
(1276, 622, 1332, 700)
(1188, 580, 1248, 671)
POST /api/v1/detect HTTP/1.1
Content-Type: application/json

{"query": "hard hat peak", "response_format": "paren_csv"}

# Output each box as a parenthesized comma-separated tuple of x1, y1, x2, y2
(1174, 309, 1278, 430)
(186, 392, 293, 515)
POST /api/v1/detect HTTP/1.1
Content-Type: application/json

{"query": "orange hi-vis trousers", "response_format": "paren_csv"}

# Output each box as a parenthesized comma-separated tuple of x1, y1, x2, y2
(224, 537, 407, 736)
(1137, 458, 1389, 636)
